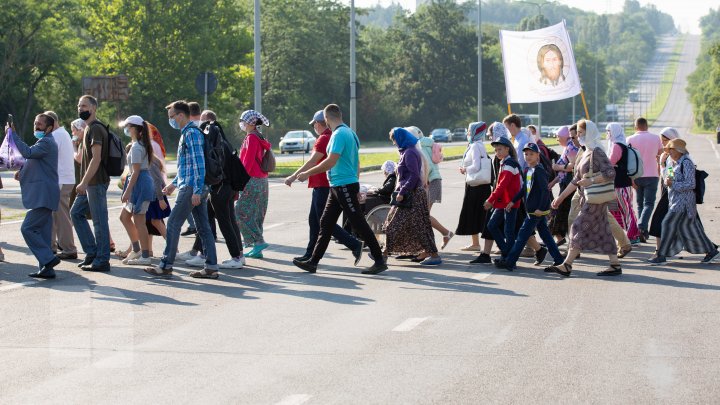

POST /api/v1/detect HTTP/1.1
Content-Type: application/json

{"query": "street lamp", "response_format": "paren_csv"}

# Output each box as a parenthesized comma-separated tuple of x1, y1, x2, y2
(253, 0, 261, 113)
(350, 0, 357, 131)
(477, 0, 482, 122)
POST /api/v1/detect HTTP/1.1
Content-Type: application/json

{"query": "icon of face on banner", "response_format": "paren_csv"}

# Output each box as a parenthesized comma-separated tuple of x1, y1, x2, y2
(537, 44, 565, 86)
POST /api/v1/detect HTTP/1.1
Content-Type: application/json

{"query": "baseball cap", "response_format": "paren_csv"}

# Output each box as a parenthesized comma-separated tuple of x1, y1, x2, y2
(523, 142, 540, 153)
(120, 115, 144, 127)
(490, 136, 513, 149)
(309, 110, 324, 125)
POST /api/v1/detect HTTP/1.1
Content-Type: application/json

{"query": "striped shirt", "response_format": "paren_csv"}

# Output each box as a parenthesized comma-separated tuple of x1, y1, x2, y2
(172, 122, 205, 195)
(668, 155, 697, 218)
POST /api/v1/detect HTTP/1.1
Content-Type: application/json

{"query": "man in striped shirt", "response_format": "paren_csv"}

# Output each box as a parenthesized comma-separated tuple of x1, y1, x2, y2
(145, 100, 219, 279)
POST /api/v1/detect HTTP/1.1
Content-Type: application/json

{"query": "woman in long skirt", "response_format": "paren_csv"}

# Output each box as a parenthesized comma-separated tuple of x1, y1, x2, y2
(547, 126, 578, 245)
(606, 122, 641, 255)
(648, 139, 718, 265)
(456, 122, 492, 249)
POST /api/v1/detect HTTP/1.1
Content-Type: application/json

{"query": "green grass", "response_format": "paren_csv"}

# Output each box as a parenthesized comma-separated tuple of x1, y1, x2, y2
(646, 35, 686, 127)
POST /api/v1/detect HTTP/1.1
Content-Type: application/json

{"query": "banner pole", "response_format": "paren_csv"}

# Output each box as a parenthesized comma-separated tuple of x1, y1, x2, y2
(580, 90, 590, 119)
(507, 103, 512, 114)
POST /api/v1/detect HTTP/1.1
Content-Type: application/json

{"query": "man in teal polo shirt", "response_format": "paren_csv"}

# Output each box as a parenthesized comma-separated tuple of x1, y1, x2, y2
(295, 104, 387, 274)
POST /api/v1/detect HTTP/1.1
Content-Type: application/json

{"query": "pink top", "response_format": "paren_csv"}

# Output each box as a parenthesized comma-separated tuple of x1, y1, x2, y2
(626, 131, 662, 178)
(608, 143, 623, 165)
(240, 132, 271, 178)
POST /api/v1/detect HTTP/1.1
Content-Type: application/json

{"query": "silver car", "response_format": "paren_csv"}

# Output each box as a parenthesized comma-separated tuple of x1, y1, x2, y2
(279, 130, 316, 154)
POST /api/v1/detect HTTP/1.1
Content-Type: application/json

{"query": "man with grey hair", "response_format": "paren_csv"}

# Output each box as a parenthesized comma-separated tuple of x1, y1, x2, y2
(45, 111, 78, 260)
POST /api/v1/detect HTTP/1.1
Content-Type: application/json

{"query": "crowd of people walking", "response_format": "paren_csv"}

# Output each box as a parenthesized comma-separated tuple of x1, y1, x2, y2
(1, 97, 718, 280)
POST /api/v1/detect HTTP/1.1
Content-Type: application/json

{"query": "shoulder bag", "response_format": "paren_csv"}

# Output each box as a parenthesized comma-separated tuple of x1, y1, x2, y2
(582, 150, 616, 204)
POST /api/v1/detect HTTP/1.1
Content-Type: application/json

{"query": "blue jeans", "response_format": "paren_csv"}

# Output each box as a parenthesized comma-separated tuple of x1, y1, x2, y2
(71, 183, 110, 265)
(487, 207, 518, 257)
(306, 187, 361, 256)
(634, 177, 659, 232)
(505, 215, 564, 268)
(161, 186, 217, 270)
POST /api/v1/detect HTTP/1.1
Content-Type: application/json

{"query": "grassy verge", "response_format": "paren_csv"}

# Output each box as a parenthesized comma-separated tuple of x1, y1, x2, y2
(646, 35, 686, 127)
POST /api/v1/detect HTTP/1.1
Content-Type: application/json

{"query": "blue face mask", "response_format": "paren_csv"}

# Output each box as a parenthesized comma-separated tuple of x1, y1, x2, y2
(34, 131, 45, 139)
(123, 127, 130, 137)
(169, 118, 179, 129)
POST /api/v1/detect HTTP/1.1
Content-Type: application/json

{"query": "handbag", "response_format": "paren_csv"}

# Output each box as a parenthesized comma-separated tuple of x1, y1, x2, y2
(582, 150, 616, 204)
(465, 147, 492, 186)
(390, 191, 413, 208)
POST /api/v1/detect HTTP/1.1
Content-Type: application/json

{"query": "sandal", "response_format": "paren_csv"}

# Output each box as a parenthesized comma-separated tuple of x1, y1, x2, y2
(144, 266, 173, 278)
(441, 231, 455, 250)
(597, 264, 622, 276)
(617, 245, 632, 259)
(546, 263, 572, 277)
(189, 269, 219, 279)
(110, 242, 116, 253)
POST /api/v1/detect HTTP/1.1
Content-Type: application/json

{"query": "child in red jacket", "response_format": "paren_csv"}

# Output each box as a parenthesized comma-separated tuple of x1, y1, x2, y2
(483, 136, 522, 259)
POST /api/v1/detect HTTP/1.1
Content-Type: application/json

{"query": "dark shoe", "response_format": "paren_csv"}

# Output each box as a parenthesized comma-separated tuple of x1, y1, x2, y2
(411, 255, 426, 263)
(701, 249, 720, 264)
(44, 256, 61, 269)
(352, 242, 364, 266)
(293, 258, 317, 273)
(556, 238, 567, 247)
(547, 263, 572, 277)
(293, 255, 311, 262)
(396, 255, 416, 260)
(493, 258, 506, 269)
(639, 230, 649, 243)
(77, 256, 96, 267)
(597, 265, 622, 276)
(181, 227, 197, 236)
(81, 262, 110, 272)
(647, 255, 667, 266)
(29, 267, 56, 279)
(57, 252, 78, 260)
(534, 246, 548, 266)
(470, 253, 492, 264)
(362, 261, 388, 275)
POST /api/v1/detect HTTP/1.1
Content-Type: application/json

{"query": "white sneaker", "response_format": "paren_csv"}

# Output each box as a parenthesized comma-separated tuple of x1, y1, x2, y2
(186, 255, 206, 267)
(122, 251, 142, 264)
(176, 250, 197, 261)
(219, 257, 245, 269)
(126, 256, 152, 266)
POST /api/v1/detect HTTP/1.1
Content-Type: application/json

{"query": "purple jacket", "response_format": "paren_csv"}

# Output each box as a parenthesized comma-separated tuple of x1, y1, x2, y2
(396, 147, 422, 196)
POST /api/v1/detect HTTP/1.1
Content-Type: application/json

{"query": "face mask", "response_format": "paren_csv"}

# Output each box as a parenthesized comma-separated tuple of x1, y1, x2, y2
(467, 135, 473, 143)
(239, 121, 248, 132)
(123, 127, 130, 137)
(169, 118, 179, 129)
(193, 120, 201, 127)
(72, 135, 78, 142)
(34, 130, 45, 139)
(78, 110, 91, 121)
(579, 136, 586, 146)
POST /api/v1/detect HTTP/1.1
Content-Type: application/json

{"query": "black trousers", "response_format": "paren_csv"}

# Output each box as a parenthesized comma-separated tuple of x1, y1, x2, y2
(311, 182, 384, 264)
(193, 183, 243, 258)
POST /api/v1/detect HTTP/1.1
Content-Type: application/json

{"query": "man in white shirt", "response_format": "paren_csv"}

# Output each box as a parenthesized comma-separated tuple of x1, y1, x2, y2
(45, 111, 78, 260)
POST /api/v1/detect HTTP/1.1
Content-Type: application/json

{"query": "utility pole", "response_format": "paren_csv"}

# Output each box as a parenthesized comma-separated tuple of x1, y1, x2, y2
(477, 0, 482, 122)
(253, 0, 261, 113)
(350, 0, 357, 131)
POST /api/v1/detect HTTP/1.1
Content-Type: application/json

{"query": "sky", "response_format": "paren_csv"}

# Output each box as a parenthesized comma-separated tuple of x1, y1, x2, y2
(348, 0, 717, 34)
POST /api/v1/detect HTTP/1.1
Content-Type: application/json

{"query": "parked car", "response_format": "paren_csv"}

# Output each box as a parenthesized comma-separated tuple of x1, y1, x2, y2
(279, 130, 316, 154)
(451, 128, 466, 142)
(430, 128, 452, 143)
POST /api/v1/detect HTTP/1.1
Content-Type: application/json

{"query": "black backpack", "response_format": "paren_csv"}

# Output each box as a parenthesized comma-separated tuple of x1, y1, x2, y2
(204, 121, 250, 192)
(679, 161, 708, 204)
(92, 121, 126, 177)
(198, 122, 225, 186)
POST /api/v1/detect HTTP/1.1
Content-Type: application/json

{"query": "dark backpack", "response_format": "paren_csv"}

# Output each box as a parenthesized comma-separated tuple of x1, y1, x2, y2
(679, 161, 708, 204)
(538, 151, 556, 182)
(206, 121, 251, 192)
(198, 122, 225, 186)
(92, 122, 126, 177)
(252, 132, 276, 173)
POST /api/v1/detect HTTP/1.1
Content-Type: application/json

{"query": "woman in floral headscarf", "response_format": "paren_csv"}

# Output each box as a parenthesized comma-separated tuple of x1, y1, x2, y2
(547, 125, 578, 245)
(456, 122, 492, 251)
(549, 120, 620, 277)
(606, 122, 641, 251)
(384, 127, 440, 266)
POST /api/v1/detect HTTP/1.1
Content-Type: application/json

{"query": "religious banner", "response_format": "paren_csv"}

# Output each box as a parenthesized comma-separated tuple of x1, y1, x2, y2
(500, 21, 582, 103)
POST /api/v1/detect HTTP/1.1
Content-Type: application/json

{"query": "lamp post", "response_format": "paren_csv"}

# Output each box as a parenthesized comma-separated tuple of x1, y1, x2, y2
(477, 0, 482, 122)
(253, 0, 261, 113)
(350, 0, 357, 131)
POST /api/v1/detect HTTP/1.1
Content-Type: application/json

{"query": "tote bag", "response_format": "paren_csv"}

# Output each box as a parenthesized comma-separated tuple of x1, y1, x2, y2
(582, 150, 615, 204)
(465, 146, 492, 186)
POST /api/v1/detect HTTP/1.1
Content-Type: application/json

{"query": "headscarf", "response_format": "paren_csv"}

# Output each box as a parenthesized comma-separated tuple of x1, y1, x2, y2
(71, 118, 86, 131)
(381, 160, 396, 174)
(467, 121, 488, 143)
(605, 122, 626, 151)
(660, 127, 680, 140)
(391, 127, 418, 150)
(490, 121, 509, 141)
(405, 126, 424, 138)
(556, 126, 569, 140)
(147, 122, 166, 158)
(240, 110, 270, 126)
(527, 125, 540, 141)
(580, 120, 604, 152)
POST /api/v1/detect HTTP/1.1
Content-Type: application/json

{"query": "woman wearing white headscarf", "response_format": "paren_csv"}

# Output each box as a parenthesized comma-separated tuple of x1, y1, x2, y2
(549, 120, 620, 277)
(456, 122, 492, 251)
(606, 123, 641, 251)
(648, 127, 679, 258)
(649, 139, 719, 265)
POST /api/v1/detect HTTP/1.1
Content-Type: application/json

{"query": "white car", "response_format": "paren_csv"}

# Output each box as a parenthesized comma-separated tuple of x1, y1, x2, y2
(279, 130, 316, 154)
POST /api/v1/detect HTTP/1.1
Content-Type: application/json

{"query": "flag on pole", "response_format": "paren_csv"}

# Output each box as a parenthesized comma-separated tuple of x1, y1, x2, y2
(500, 21, 581, 104)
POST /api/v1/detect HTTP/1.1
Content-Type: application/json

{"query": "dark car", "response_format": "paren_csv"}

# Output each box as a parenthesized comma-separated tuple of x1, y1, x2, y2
(451, 127, 466, 142)
(430, 128, 451, 143)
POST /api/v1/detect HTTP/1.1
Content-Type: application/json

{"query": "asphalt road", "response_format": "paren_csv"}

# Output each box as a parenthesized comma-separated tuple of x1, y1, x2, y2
(2, 35, 720, 404)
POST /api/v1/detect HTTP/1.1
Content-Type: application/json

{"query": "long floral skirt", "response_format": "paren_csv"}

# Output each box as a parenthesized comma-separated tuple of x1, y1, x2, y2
(384, 187, 438, 255)
(569, 201, 617, 255)
(610, 186, 640, 240)
(234, 177, 269, 245)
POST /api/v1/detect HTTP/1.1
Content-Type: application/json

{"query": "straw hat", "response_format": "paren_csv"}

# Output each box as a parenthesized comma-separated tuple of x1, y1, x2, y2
(666, 138, 688, 154)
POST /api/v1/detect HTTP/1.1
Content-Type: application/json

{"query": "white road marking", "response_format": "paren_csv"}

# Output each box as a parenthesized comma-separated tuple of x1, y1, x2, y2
(707, 137, 720, 159)
(265, 222, 286, 230)
(0, 281, 37, 292)
(392, 317, 429, 332)
(472, 270, 494, 280)
(276, 394, 312, 405)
